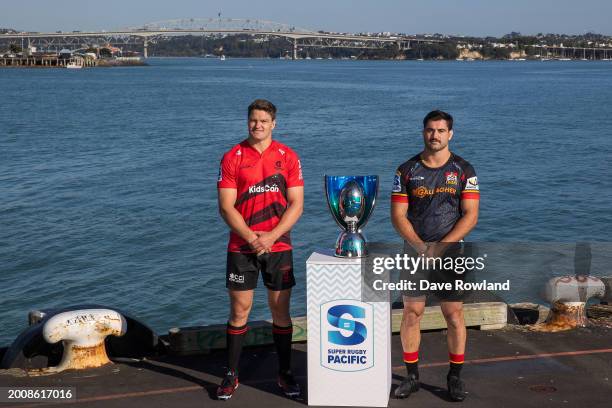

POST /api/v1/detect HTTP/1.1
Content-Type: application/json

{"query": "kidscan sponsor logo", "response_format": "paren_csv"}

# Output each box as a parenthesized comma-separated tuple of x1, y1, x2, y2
(249, 184, 280, 194)
(321, 300, 374, 372)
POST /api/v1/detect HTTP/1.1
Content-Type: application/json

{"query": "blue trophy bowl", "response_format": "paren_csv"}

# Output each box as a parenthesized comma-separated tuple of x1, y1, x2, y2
(324, 175, 379, 257)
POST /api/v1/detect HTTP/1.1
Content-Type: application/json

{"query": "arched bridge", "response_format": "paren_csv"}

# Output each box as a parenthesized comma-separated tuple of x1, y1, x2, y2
(1, 18, 441, 59)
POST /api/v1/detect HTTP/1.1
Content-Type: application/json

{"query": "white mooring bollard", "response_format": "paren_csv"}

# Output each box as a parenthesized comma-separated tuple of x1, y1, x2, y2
(32, 309, 127, 374)
(532, 276, 605, 332)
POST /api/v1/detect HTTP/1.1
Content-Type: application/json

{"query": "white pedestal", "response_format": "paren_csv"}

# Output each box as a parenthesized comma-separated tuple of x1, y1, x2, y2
(306, 250, 391, 407)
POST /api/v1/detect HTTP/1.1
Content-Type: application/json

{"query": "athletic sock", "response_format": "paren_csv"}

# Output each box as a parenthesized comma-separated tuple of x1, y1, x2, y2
(272, 323, 293, 373)
(403, 351, 419, 379)
(226, 323, 248, 373)
(448, 353, 464, 378)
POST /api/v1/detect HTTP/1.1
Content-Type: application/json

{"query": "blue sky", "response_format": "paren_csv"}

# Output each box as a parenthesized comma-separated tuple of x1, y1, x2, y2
(2, 0, 611, 36)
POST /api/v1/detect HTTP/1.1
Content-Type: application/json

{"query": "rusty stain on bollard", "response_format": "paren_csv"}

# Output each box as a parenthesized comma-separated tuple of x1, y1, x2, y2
(531, 273, 605, 332)
(530, 301, 587, 332)
(29, 309, 126, 376)
(70, 343, 112, 367)
(531, 242, 601, 332)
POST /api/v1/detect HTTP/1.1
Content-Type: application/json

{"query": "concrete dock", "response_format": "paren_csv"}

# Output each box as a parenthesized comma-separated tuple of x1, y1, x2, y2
(0, 323, 609, 407)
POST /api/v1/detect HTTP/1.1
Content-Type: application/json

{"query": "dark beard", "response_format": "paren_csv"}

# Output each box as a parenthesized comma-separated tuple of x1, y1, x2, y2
(425, 142, 447, 152)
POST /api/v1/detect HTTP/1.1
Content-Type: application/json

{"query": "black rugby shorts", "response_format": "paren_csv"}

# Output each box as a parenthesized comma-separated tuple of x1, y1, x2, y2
(226, 250, 295, 291)
(401, 242, 471, 301)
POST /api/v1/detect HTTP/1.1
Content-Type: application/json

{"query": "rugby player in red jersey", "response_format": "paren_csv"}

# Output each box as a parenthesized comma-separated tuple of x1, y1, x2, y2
(391, 110, 479, 402)
(216, 99, 304, 400)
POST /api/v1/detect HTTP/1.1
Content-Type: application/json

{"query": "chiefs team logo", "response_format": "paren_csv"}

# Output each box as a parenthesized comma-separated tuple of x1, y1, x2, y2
(445, 171, 458, 185)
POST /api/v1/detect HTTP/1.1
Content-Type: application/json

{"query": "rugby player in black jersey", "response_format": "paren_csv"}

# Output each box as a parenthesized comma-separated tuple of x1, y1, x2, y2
(390, 110, 479, 402)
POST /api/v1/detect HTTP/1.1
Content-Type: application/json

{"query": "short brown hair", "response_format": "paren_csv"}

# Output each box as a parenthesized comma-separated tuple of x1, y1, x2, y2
(423, 110, 453, 131)
(248, 99, 277, 120)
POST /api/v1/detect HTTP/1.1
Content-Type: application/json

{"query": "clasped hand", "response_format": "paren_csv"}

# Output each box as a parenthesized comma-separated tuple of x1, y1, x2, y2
(249, 231, 277, 256)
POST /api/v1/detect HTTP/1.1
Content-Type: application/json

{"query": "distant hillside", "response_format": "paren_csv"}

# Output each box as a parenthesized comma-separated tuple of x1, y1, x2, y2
(142, 31, 612, 60)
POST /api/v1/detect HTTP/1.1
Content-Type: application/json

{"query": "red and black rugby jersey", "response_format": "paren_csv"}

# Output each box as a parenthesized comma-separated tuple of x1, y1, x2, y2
(391, 153, 479, 242)
(218, 139, 304, 253)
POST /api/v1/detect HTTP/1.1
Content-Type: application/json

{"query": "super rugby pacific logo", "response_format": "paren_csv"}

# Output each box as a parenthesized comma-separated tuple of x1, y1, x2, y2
(327, 305, 367, 345)
(320, 300, 374, 372)
(392, 172, 402, 193)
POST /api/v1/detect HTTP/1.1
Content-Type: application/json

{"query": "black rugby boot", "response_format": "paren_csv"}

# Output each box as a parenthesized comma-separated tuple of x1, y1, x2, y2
(217, 369, 239, 401)
(278, 370, 301, 398)
(394, 373, 420, 399)
(447, 375, 466, 402)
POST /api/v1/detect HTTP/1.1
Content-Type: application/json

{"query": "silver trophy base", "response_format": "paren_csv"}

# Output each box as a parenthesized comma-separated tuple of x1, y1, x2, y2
(335, 230, 367, 258)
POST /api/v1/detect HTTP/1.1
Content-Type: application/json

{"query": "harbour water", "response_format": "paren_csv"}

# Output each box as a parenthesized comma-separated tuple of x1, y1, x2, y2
(1, 58, 612, 346)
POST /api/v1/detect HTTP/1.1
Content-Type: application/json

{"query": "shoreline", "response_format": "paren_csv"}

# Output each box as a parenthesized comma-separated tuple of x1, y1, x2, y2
(0, 57, 147, 69)
(2, 56, 610, 68)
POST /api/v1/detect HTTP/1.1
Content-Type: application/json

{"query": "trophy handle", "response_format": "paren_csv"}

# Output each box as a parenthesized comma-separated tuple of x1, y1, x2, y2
(324, 175, 348, 230)
(356, 175, 379, 231)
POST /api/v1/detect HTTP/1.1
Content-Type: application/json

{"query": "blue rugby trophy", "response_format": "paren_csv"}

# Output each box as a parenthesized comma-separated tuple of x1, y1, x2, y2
(306, 175, 391, 407)
(325, 176, 379, 257)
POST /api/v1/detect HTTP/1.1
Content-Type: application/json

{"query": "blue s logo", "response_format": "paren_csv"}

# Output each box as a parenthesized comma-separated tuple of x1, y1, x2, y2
(327, 305, 367, 345)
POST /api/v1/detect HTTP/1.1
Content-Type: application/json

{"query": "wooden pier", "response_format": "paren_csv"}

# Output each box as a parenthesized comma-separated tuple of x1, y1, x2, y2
(167, 302, 508, 355)
(0, 55, 96, 68)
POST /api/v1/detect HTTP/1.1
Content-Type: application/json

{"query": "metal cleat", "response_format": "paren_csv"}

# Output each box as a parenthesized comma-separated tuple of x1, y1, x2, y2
(2, 305, 158, 374)
(29, 309, 127, 375)
(531, 243, 606, 332)
(531, 276, 605, 332)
